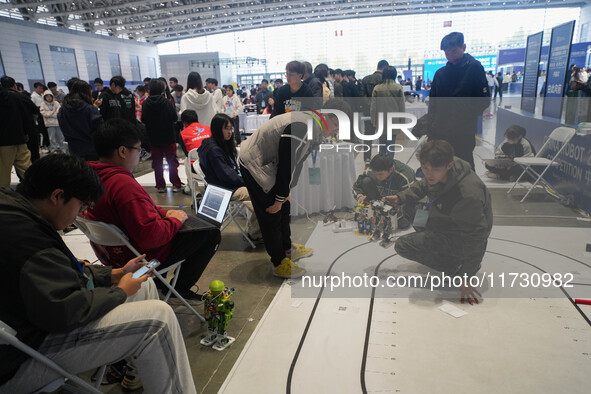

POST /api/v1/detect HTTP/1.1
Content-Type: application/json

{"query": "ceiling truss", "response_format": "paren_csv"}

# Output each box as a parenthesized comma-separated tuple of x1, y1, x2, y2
(0, 0, 586, 43)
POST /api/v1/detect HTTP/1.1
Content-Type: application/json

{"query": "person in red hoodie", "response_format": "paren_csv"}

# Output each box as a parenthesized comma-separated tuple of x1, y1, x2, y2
(179, 109, 212, 153)
(86, 119, 221, 299)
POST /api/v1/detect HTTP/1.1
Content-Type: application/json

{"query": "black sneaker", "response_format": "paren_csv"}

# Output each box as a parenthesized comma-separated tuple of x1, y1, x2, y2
(92, 360, 126, 385)
(121, 365, 142, 391)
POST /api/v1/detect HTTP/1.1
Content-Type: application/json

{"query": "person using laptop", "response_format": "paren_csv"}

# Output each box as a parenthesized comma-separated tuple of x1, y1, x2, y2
(198, 113, 261, 242)
(484, 125, 535, 181)
(86, 119, 221, 300)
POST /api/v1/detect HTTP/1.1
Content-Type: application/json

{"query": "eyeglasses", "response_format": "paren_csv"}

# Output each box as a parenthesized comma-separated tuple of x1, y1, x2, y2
(125, 146, 145, 155)
(223, 125, 233, 131)
(78, 200, 95, 214)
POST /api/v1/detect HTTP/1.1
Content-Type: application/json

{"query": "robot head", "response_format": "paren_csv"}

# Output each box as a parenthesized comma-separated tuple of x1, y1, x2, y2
(209, 280, 225, 295)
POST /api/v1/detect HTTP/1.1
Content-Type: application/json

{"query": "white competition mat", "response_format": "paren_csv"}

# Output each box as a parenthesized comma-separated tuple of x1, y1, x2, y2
(220, 224, 591, 394)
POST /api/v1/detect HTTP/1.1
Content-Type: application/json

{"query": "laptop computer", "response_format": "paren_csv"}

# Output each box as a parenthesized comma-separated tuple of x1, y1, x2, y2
(179, 184, 233, 232)
(484, 158, 515, 168)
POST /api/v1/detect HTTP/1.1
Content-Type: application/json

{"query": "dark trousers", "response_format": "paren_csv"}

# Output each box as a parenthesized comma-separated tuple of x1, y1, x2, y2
(395, 230, 472, 276)
(363, 119, 374, 163)
(162, 228, 221, 292)
(151, 143, 182, 189)
(38, 116, 49, 148)
(431, 134, 475, 171)
(494, 85, 503, 99)
(241, 165, 291, 266)
(232, 117, 241, 146)
(26, 132, 40, 162)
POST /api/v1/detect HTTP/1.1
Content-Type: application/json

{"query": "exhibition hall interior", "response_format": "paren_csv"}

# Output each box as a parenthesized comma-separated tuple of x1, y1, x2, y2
(1, 0, 591, 393)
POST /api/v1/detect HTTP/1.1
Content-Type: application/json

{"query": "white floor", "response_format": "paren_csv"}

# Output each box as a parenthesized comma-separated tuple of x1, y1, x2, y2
(220, 224, 591, 394)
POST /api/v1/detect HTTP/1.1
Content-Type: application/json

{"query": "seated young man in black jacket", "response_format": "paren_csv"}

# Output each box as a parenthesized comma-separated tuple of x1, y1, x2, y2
(0, 154, 196, 393)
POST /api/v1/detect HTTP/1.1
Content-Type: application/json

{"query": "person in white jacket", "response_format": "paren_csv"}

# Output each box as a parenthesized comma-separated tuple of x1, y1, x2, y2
(223, 85, 244, 146)
(180, 72, 217, 128)
(39, 91, 67, 153)
(206, 78, 225, 113)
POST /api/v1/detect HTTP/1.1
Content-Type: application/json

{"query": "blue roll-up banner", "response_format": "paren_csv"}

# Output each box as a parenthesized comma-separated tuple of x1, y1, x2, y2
(542, 20, 575, 119)
(544, 134, 591, 213)
(521, 31, 543, 113)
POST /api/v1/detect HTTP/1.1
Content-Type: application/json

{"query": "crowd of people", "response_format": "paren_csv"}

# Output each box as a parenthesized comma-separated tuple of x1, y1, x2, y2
(0, 31, 498, 393)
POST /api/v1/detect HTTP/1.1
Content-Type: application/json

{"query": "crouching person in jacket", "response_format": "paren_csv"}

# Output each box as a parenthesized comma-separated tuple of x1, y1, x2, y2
(0, 154, 196, 394)
(384, 140, 493, 304)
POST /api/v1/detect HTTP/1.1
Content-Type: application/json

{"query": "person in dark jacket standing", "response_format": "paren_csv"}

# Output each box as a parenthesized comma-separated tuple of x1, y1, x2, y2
(58, 79, 103, 160)
(0, 76, 37, 187)
(427, 32, 490, 170)
(141, 80, 183, 193)
(99, 76, 136, 123)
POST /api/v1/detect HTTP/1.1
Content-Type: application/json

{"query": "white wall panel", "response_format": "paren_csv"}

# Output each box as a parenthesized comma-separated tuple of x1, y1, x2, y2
(0, 17, 159, 90)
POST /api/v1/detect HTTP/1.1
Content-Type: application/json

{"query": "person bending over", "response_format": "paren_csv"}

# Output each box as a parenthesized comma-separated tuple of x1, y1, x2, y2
(0, 154, 196, 393)
(239, 99, 349, 278)
(86, 119, 221, 300)
(352, 153, 416, 229)
(385, 140, 492, 304)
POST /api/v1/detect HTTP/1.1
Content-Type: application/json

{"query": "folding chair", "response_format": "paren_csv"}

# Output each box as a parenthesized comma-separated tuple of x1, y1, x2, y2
(73, 217, 205, 323)
(404, 134, 428, 165)
(186, 148, 206, 211)
(192, 156, 256, 249)
(0, 320, 105, 394)
(507, 126, 576, 202)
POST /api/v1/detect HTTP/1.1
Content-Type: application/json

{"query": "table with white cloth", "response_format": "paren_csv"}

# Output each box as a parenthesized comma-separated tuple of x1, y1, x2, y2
(239, 114, 271, 134)
(405, 102, 428, 120)
(290, 143, 357, 216)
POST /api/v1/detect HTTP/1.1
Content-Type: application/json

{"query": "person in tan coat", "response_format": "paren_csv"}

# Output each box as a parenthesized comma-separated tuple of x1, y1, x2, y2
(370, 66, 405, 156)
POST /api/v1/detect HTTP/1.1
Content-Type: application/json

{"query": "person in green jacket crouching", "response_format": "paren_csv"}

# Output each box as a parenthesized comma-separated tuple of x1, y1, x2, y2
(385, 140, 493, 305)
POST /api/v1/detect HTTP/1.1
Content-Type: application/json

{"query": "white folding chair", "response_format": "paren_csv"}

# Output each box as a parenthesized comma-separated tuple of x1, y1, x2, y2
(507, 126, 576, 202)
(191, 157, 256, 249)
(186, 148, 206, 211)
(404, 134, 428, 165)
(0, 320, 105, 394)
(73, 217, 205, 323)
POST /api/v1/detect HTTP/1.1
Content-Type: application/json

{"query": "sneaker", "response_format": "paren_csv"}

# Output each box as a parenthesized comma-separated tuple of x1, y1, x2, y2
(247, 234, 265, 245)
(157, 187, 167, 193)
(92, 360, 126, 385)
(121, 366, 142, 391)
(182, 185, 192, 195)
(290, 243, 313, 262)
(172, 184, 184, 193)
(273, 257, 306, 279)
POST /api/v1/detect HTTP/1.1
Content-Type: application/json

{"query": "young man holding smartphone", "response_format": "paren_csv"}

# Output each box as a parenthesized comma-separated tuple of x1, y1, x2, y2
(0, 154, 196, 393)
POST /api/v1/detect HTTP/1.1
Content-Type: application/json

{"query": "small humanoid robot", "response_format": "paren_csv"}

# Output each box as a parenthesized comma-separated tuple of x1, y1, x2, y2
(354, 201, 374, 236)
(200, 280, 235, 351)
(369, 200, 398, 248)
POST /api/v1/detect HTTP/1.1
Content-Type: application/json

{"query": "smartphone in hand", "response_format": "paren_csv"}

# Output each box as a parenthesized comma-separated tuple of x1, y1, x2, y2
(132, 259, 161, 278)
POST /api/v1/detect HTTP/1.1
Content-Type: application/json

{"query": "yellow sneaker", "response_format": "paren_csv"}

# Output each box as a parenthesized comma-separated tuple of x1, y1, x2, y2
(290, 243, 313, 262)
(273, 257, 306, 279)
